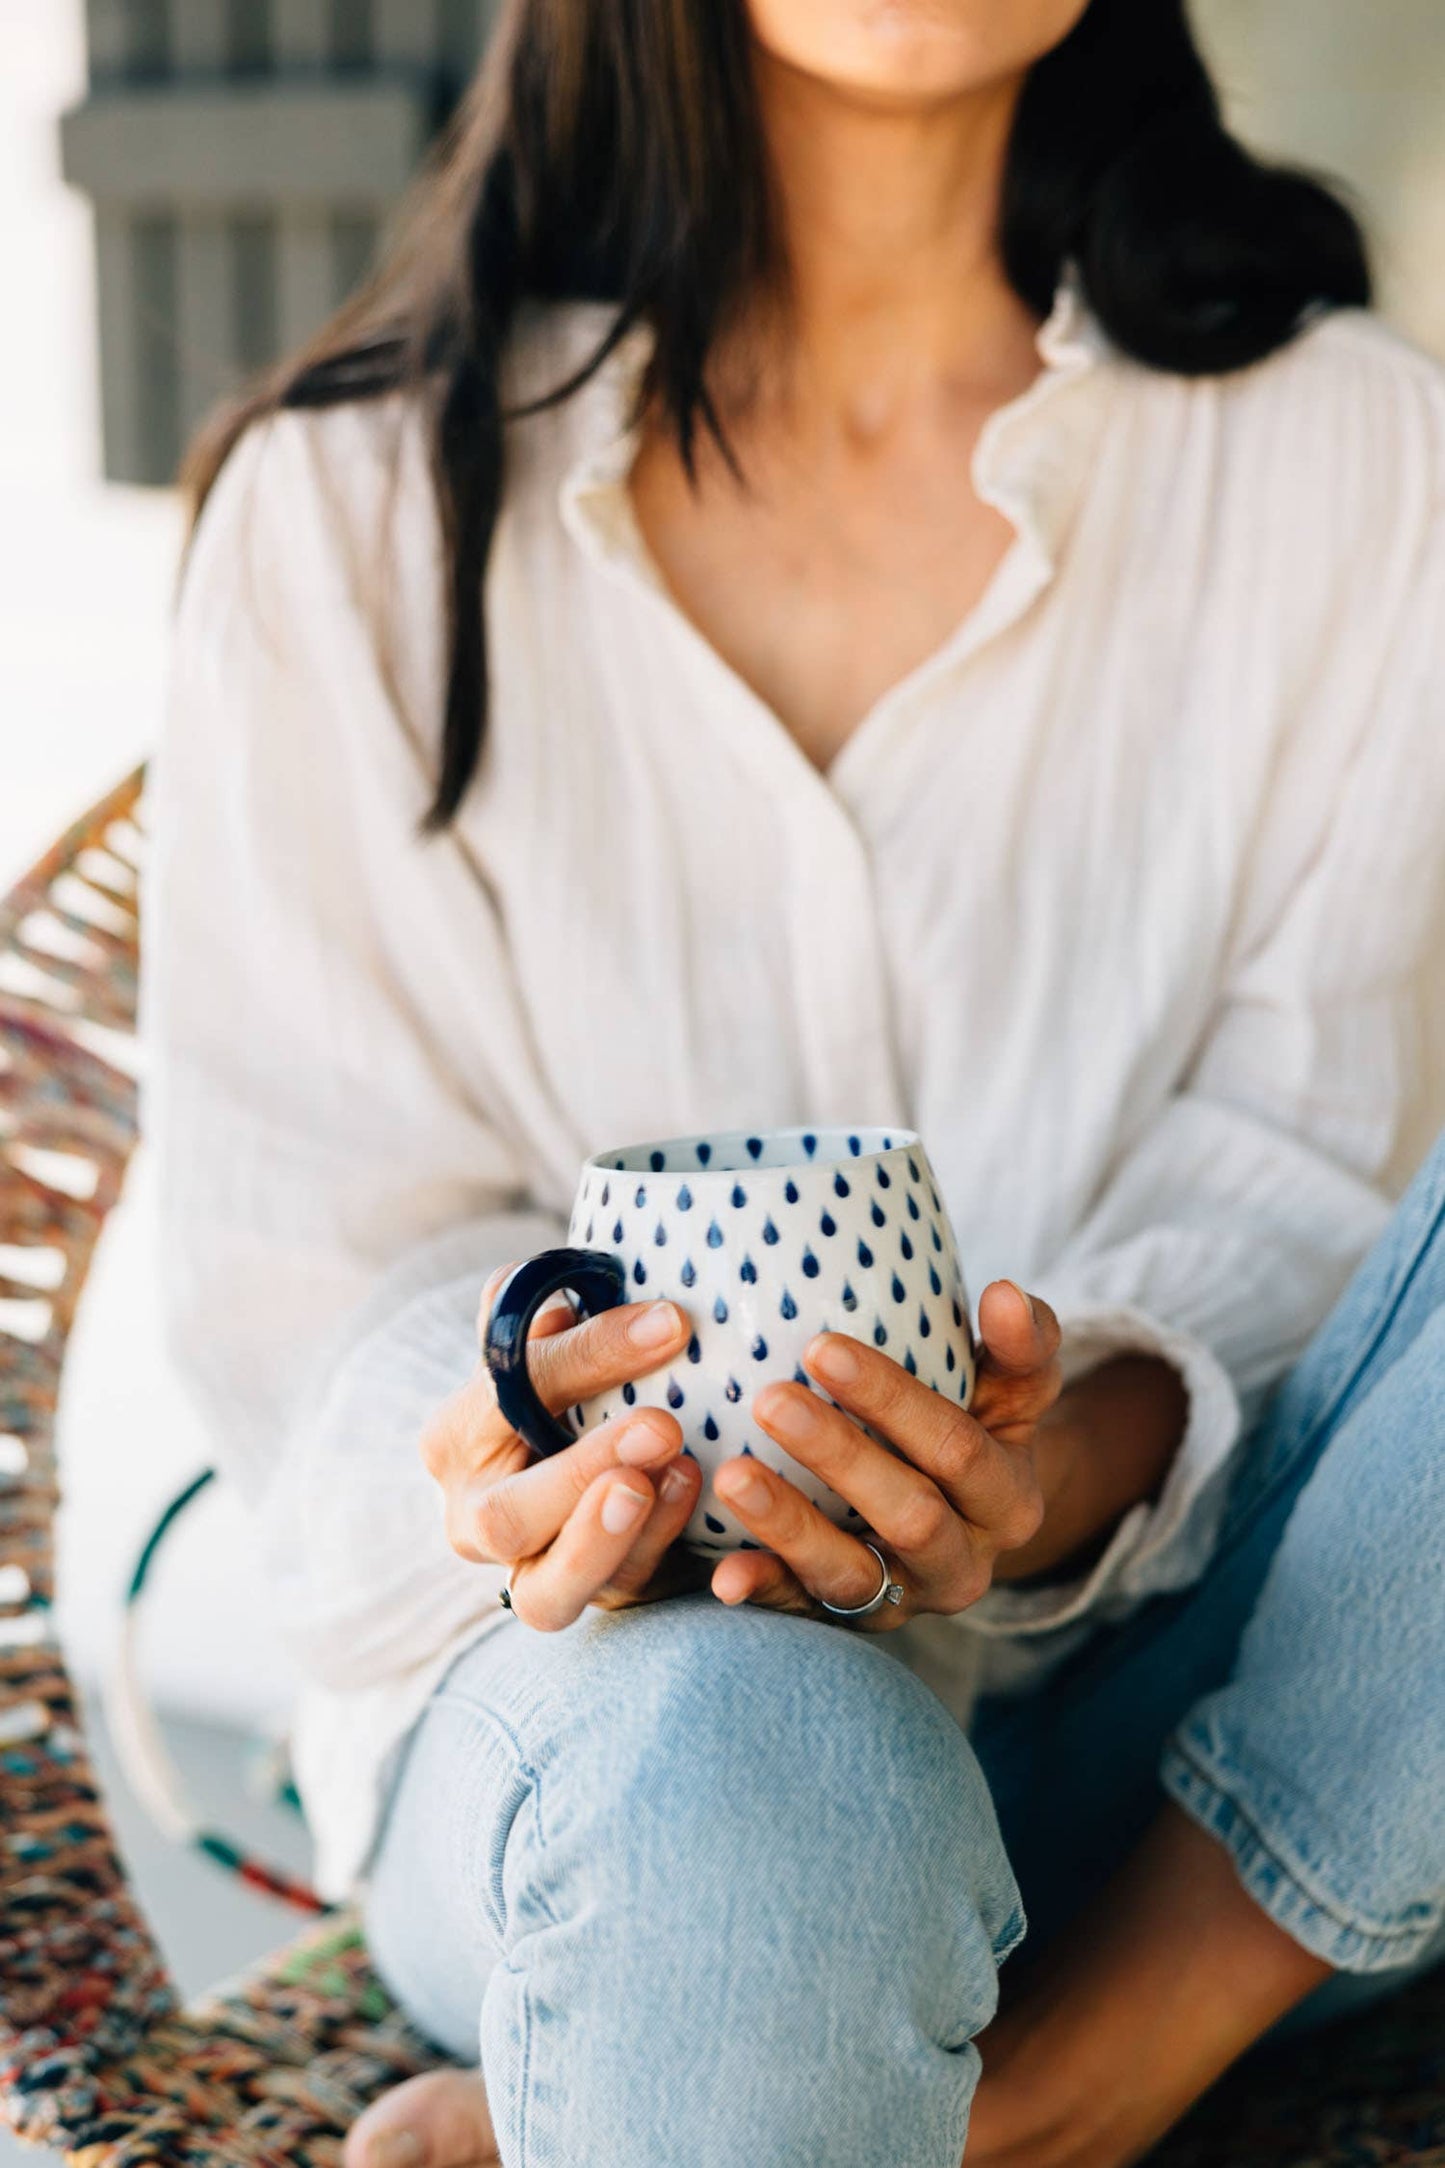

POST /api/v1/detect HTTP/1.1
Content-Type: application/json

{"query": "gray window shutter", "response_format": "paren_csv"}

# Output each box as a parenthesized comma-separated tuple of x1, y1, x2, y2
(60, 0, 495, 486)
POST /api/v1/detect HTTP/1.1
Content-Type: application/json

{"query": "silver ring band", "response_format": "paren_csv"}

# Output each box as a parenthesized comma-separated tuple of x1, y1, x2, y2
(818, 1541, 904, 1622)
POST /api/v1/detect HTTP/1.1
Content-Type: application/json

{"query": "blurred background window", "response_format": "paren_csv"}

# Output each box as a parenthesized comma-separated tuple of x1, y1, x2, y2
(60, 0, 497, 485)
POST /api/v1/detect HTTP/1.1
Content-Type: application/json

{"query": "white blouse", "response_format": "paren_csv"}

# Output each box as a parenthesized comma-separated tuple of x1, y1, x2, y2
(140, 277, 1445, 1901)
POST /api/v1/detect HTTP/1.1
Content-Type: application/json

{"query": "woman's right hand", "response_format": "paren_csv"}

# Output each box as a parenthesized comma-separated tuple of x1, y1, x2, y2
(420, 1263, 711, 1630)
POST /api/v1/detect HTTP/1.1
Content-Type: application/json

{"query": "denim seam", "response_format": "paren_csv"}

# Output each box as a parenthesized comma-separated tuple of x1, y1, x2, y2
(1161, 1733, 1444, 1972)
(517, 1965, 533, 2168)
(991, 1903, 1028, 1966)
(435, 1692, 565, 1937)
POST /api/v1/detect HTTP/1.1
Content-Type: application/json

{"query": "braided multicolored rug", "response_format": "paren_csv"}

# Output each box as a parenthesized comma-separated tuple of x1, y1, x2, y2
(1, 773, 1441, 2164)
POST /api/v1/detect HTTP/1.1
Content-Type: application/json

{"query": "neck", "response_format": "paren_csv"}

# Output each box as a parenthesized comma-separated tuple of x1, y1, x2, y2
(721, 44, 1042, 425)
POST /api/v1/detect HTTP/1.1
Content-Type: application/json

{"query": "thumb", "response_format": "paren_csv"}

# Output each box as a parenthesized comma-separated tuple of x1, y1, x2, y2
(976, 1280, 1061, 1376)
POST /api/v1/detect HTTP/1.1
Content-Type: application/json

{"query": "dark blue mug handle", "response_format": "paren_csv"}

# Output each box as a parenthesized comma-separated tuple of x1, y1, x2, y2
(483, 1247, 629, 1459)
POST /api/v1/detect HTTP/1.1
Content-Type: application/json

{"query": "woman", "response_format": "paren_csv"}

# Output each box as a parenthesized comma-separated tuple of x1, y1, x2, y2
(142, 0, 1445, 2162)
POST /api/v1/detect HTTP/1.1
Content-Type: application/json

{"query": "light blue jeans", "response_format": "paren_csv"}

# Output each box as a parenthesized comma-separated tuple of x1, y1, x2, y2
(364, 1129, 1445, 2165)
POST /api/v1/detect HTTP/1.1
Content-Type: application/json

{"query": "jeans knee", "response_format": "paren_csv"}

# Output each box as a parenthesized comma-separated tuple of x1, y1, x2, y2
(481, 1594, 1019, 2166)
(533, 1593, 1021, 2005)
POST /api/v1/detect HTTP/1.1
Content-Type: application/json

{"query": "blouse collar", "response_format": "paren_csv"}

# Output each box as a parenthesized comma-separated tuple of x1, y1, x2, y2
(549, 266, 1115, 585)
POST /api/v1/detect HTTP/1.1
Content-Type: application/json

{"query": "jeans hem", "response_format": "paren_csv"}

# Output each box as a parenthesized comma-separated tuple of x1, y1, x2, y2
(1161, 1737, 1443, 1975)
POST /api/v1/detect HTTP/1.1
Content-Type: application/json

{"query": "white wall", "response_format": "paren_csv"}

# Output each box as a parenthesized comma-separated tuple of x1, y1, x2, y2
(0, 7, 178, 883)
(1197, 0, 1445, 356)
(0, 3, 297, 1730)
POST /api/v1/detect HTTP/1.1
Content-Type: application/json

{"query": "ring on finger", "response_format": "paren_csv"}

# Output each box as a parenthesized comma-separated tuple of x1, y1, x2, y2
(817, 1541, 905, 1624)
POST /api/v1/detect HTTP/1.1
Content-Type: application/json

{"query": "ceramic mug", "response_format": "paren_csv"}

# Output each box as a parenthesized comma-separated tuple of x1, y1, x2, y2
(484, 1125, 976, 1558)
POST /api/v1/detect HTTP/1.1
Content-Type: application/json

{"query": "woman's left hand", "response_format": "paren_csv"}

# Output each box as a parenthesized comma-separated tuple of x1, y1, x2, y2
(711, 1280, 1062, 1625)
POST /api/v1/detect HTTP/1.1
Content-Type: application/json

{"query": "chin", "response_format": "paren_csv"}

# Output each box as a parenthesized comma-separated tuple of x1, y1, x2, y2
(746, 0, 1090, 104)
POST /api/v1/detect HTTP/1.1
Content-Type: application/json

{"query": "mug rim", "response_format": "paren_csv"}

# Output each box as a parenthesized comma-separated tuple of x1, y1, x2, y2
(583, 1124, 924, 1181)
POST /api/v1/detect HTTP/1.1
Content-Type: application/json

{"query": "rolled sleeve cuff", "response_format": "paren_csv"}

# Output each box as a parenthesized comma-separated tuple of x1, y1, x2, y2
(961, 1301, 1243, 1641)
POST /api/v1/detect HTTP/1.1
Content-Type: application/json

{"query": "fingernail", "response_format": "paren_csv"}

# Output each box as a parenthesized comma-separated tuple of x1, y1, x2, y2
(660, 1459, 694, 1504)
(1003, 1279, 1036, 1322)
(614, 1410, 675, 1462)
(808, 1334, 859, 1384)
(758, 1388, 818, 1443)
(720, 1467, 770, 1515)
(602, 1481, 651, 1533)
(366, 2135, 422, 2168)
(628, 1301, 683, 1349)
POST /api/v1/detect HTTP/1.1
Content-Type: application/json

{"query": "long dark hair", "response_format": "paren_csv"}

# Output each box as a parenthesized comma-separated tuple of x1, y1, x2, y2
(184, 0, 1369, 833)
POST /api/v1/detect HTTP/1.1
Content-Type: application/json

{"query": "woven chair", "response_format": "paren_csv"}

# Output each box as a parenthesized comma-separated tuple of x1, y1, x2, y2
(1, 774, 1442, 2167)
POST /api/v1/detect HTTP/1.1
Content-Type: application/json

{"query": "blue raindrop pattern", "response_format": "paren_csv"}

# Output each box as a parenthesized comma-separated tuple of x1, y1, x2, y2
(562, 1128, 974, 1556)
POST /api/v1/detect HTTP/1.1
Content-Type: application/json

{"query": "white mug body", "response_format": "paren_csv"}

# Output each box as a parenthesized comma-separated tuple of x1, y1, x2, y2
(565, 1126, 975, 1558)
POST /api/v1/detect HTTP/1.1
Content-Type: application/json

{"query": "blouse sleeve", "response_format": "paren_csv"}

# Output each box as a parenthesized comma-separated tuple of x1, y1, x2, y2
(139, 404, 565, 1691)
(965, 377, 1445, 1646)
